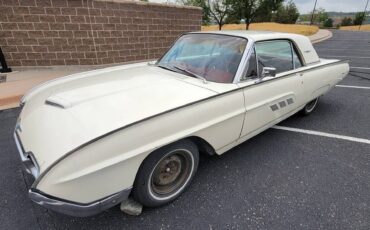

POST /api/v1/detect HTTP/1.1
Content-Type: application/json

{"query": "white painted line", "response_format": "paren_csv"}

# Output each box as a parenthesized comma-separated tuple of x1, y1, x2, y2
(351, 66, 370, 70)
(319, 49, 370, 52)
(323, 56, 370, 59)
(326, 39, 370, 41)
(272, 125, 370, 145)
(336, 85, 370, 89)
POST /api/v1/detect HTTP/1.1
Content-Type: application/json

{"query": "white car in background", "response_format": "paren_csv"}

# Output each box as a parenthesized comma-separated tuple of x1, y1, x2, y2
(14, 30, 349, 216)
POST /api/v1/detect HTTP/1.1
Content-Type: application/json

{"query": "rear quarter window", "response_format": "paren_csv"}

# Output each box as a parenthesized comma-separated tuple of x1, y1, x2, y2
(254, 40, 304, 74)
(255, 40, 294, 74)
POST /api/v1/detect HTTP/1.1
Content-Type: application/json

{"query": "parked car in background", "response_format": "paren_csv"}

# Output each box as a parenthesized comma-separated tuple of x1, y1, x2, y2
(14, 30, 349, 216)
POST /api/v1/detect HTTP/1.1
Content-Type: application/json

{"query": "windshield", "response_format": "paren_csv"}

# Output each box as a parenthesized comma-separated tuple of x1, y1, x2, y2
(157, 34, 248, 83)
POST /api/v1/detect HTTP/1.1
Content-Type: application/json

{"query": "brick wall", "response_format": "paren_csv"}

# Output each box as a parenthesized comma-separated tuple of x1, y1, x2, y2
(0, 0, 202, 67)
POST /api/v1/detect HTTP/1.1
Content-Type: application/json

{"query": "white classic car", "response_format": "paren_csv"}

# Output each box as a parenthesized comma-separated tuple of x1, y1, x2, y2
(14, 31, 349, 216)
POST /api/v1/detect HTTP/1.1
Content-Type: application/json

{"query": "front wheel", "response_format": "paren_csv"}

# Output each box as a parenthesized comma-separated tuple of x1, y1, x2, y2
(132, 140, 199, 207)
(301, 97, 319, 115)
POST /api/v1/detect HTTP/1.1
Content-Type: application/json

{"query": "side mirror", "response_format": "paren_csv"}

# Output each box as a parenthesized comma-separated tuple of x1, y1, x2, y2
(261, 67, 276, 79)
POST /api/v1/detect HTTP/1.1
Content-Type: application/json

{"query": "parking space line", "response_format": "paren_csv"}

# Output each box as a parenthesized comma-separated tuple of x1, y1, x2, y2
(273, 126, 370, 145)
(322, 56, 370, 59)
(351, 66, 370, 70)
(318, 49, 370, 52)
(323, 39, 370, 41)
(336, 85, 370, 89)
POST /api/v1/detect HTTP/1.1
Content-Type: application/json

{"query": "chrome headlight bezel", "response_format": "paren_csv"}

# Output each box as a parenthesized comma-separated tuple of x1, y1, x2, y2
(14, 127, 40, 179)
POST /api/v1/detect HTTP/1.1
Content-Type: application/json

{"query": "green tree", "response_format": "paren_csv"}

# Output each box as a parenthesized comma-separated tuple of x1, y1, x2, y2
(306, 7, 328, 24)
(354, 12, 366, 25)
(275, 0, 299, 24)
(317, 8, 328, 23)
(228, 0, 284, 30)
(179, 0, 211, 25)
(323, 18, 333, 27)
(341, 17, 353, 26)
(298, 14, 310, 22)
(254, 0, 284, 22)
(207, 0, 233, 30)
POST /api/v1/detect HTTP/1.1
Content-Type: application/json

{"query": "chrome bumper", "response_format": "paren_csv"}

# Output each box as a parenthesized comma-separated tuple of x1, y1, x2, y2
(29, 188, 132, 217)
(14, 131, 40, 179)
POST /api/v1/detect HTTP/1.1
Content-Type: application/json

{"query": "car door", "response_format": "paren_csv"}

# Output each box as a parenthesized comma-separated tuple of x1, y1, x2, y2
(237, 40, 305, 138)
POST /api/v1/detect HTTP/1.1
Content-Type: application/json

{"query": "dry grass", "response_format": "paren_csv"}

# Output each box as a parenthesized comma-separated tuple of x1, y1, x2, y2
(340, 24, 370, 31)
(201, 22, 319, 36)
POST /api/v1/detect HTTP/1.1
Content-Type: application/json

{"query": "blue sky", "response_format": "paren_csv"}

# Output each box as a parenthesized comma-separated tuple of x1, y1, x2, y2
(150, 0, 369, 14)
(292, 0, 368, 13)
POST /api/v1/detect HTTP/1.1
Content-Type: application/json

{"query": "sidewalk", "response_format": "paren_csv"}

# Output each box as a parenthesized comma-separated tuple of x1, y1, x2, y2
(0, 68, 87, 110)
(0, 29, 333, 111)
(308, 29, 332, 44)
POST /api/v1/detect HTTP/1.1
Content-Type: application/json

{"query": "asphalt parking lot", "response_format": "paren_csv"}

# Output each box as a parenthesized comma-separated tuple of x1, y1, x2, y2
(1, 30, 369, 230)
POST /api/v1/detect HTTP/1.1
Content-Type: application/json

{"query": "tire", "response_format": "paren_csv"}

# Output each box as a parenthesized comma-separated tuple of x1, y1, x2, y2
(132, 139, 199, 207)
(301, 97, 319, 115)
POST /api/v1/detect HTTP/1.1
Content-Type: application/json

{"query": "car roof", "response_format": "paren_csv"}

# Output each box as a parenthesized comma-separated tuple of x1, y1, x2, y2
(189, 30, 320, 65)
(190, 30, 304, 42)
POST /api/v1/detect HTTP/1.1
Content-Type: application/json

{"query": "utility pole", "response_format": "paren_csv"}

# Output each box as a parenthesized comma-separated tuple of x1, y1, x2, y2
(359, 0, 369, 30)
(310, 0, 318, 25)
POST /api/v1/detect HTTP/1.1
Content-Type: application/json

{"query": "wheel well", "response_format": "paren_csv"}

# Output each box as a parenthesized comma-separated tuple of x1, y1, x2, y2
(135, 137, 215, 182)
(186, 136, 216, 156)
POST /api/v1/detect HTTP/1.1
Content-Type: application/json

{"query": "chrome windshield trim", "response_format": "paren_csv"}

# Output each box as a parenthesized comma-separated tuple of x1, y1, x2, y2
(233, 39, 255, 84)
(29, 187, 132, 217)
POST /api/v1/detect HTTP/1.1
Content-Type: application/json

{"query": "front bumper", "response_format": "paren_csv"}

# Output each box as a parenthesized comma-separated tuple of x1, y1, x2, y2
(14, 131, 40, 179)
(29, 188, 132, 217)
(15, 119, 132, 217)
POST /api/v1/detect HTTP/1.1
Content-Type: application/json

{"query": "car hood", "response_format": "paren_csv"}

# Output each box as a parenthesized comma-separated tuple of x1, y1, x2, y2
(17, 63, 217, 172)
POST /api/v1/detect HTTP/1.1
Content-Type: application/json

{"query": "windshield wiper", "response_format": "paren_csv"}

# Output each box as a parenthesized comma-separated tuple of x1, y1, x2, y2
(156, 64, 178, 73)
(172, 65, 208, 84)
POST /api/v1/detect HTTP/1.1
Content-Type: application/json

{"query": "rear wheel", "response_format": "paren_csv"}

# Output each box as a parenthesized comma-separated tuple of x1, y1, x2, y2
(301, 97, 319, 115)
(132, 140, 199, 207)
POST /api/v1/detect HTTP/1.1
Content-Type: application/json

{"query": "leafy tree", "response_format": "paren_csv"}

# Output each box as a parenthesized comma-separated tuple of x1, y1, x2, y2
(298, 14, 310, 22)
(207, 0, 232, 30)
(228, 0, 283, 30)
(354, 12, 366, 25)
(341, 17, 353, 26)
(275, 0, 299, 24)
(304, 7, 328, 24)
(224, 13, 241, 24)
(179, 0, 211, 25)
(323, 18, 333, 27)
(254, 0, 284, 22)
(225, 0, 243, 25)
(317, 8, 328, 23)
(230, 0, 258, 30)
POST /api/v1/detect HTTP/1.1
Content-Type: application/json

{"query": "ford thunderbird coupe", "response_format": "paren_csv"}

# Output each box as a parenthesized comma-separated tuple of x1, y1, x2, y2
(14, 31, 349, 216)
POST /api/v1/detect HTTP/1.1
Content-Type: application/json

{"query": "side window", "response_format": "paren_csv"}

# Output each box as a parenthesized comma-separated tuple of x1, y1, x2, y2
(292, 46, 303, 68)
(255, 40, 294, 74)
(242, 47, 258, 80)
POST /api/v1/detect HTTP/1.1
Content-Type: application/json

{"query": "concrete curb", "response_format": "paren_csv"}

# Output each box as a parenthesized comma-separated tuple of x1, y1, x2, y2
(309, 29, 333, 44)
